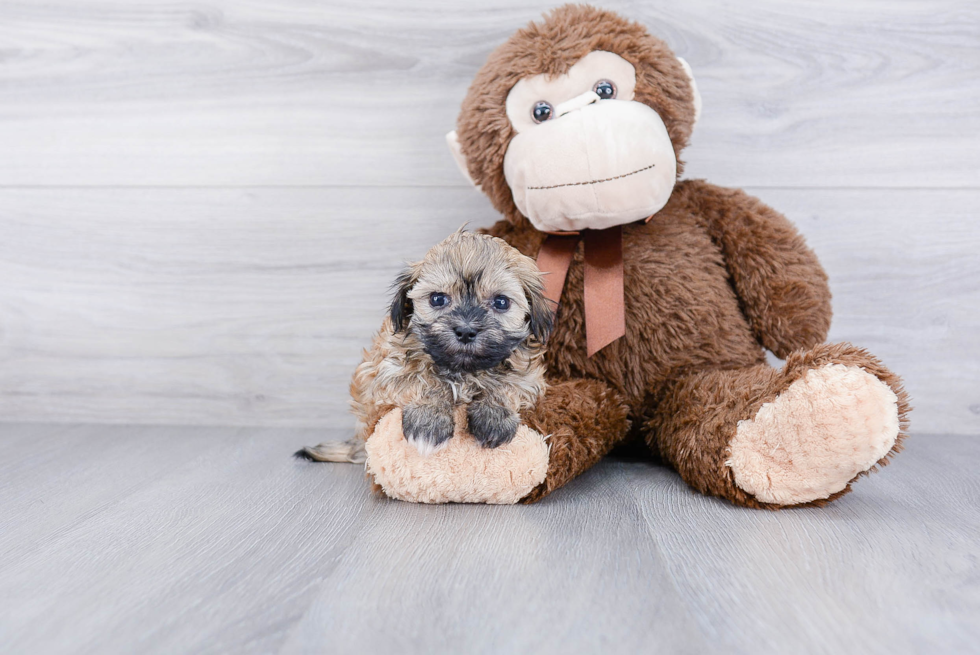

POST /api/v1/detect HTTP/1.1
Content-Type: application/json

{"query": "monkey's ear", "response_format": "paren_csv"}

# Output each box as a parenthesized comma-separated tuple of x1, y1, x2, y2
(676, 57, 702, 127)
(445, 131, 480, 189)
(523, 278, 556, 344)
(389, 263, 421, 333)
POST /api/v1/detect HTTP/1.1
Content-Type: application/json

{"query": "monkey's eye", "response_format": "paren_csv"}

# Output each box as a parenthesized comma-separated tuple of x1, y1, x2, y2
(531, 101, 553, 123)
(492, 295, 511, 311)
(593, 80, 617, 100)
(429, 292, 450, 308)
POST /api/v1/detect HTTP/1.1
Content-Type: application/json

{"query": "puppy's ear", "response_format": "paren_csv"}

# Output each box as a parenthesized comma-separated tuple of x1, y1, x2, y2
(522, 274, 555, 344)
(389, 263, 422, 333)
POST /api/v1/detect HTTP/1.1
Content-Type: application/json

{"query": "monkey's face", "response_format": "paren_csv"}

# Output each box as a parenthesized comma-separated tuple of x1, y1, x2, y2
(390, 232, 553, 374)
(450, 5, 701, 230)
(502, 51, 679, 233)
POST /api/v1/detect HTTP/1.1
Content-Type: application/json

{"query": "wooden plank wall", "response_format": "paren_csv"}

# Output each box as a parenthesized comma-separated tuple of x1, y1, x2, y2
(0, 0, 977, 433)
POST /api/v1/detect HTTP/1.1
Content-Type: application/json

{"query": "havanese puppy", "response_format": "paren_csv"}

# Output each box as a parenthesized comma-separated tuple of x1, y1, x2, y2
(297, 230, 554, 462)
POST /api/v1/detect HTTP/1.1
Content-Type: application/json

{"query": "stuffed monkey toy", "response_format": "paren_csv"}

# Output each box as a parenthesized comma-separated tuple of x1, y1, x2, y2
(350, 4, 910, 507)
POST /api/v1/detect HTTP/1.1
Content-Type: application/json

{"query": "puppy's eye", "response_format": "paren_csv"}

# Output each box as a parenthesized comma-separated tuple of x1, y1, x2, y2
(532, 101, 553, 123)
(593, 80, 617, 100)
(429, 292, 450, 308)
(492, 295, 511, 311)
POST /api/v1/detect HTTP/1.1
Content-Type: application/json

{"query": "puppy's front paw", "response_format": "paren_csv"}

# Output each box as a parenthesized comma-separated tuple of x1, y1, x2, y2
(402, 405, 454, 457)
(467, 403, 520, 449)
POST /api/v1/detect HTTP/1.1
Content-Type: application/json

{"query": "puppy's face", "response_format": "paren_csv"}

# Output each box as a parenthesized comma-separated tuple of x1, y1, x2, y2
(390, 232, 552, 373)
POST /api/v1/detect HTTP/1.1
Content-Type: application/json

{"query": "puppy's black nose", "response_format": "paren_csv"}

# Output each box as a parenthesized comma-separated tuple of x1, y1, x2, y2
(454, 325, 480, 344)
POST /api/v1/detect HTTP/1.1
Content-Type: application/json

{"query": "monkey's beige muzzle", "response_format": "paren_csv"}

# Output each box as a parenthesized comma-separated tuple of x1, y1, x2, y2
(503, 100, 677, 234)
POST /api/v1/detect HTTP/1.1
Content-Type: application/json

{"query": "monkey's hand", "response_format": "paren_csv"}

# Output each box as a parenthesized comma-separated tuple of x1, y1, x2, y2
(402, 402, 455, 457)
(467, 400, 521, 449)
(689, 180, 832, 357)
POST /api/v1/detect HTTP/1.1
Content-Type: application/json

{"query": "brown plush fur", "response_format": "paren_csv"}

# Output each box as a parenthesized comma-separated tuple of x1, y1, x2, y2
(520, 379, 631, 503)
(646, 343, 911, 509)
(488, 180, 833, 413)
(458, 5, 910, 506)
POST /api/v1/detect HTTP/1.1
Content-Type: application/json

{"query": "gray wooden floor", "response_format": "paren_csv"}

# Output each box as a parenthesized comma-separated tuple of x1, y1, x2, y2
(0, 424, 977, 654)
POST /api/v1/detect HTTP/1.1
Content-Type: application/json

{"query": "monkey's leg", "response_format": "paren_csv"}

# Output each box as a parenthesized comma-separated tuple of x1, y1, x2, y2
(644, 343, 911, 508)
(519, 379, 631, 503)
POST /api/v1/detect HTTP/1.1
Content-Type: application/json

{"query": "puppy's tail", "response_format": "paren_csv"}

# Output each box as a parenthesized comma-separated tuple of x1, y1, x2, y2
(294, 438, 366, 464)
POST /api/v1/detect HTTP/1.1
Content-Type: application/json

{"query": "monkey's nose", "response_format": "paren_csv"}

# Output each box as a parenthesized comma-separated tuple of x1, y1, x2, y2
(555, 90, 600, 118)
(454, 325, 480, 344)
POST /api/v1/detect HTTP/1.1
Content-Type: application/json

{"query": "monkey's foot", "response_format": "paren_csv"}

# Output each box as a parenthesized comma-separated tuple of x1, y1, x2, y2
(365, 409, 549, 504)
(726, 364, 901, 506)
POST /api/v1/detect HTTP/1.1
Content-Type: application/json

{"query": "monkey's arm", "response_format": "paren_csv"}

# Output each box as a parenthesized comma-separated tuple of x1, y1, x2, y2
(519, 378, 631, 503)
(685, 180, 832, 358)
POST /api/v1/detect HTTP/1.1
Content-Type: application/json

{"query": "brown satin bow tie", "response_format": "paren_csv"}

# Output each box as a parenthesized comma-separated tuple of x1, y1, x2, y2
(536, 224, 627, 357)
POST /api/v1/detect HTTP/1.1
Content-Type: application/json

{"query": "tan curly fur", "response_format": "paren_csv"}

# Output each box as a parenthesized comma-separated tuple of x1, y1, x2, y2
(353, 231, 548, 428)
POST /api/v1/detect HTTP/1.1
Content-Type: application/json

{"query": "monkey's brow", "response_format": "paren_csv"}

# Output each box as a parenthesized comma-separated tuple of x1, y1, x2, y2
(526, 163, 655, 190)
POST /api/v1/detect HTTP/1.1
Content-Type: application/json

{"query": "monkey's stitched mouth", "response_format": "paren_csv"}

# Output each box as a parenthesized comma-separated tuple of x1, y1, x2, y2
(526, 163, 655, 191)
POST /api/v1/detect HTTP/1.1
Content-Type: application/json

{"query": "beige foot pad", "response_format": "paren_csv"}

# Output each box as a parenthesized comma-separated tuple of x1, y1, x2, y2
(364, 409, 550, 504)
(727, 364, 900, 505)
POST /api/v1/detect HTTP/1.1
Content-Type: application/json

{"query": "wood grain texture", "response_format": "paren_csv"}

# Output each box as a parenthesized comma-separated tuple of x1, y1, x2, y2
(1, 187, 977, 433)
(0, 424, 977, 653)
(0, 1, 977, 431)
(0, 0, 976, 188)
